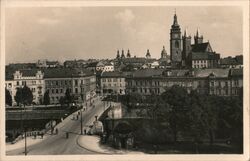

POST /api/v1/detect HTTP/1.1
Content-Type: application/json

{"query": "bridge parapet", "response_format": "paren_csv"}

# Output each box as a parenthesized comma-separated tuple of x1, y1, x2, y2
(6, 110, 68, 120)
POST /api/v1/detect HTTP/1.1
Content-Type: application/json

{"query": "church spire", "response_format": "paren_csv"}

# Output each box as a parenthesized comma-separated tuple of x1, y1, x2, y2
(194, 28, 203, 44)
(173, 12, 178, 26)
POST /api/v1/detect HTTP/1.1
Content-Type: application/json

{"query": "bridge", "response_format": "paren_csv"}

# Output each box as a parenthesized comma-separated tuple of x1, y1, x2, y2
(6, 110, 68, 120)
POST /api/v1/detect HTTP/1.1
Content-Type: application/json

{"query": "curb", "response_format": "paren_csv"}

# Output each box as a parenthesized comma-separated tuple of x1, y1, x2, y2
(76, 135, 111, 155)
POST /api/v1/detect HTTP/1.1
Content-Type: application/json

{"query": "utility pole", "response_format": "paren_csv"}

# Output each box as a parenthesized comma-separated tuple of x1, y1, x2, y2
(24, 126, 27, 155)
(80, 108, 83, 135)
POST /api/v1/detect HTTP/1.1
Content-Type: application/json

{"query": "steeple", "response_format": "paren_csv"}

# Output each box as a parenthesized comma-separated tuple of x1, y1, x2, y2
(121, 49, 125, 58)
(194, 28, 203, 44)
(146, 49, 151, 59)
(126, 49, 131, 58)
(170, 10, 182, 66)
(116, 50, 120, 59)
(172, 10, 179, 27)
(161, 46, 167, 59)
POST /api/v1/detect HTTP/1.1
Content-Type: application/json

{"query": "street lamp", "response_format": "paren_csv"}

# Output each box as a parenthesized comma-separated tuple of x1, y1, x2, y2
(80, 107, 83, 135)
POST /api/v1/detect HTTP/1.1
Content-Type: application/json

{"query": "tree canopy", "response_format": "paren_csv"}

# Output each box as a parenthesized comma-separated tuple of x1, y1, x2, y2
(43, 90, 50, 106)
(5, 88, 12, 106)
(14, 85, 33, 106)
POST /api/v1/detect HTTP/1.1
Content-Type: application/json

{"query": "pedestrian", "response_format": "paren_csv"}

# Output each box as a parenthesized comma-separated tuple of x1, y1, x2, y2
(55, 128, 58, 135)
(41, 132, 44, 139)
(34, 133, 37, 139)
(84, 129, 87, 135)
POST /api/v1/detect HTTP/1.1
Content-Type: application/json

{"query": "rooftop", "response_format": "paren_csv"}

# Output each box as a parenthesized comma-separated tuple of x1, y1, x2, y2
(194, 68, 230, 78)
(191, 42, 210, 52)
(192, 52, 220, 60)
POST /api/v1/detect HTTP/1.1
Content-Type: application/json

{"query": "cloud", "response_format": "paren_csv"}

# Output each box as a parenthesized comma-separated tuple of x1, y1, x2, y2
(37, 18, 60, 25)
(115, 9, 135, 26)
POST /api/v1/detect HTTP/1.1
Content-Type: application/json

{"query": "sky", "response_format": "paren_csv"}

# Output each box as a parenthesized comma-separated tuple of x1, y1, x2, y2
(5, 6, 243, 64)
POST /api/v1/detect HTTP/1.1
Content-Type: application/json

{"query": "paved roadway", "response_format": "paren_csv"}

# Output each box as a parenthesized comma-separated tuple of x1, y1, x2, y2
(6, 97, 107, 155)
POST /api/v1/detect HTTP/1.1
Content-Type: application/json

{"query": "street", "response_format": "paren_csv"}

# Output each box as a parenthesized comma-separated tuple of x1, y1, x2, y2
(6, 97, 106, 155)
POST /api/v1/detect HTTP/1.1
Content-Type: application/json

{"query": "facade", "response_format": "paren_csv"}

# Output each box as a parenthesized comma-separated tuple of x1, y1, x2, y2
(219, 55, 243, 68)
(103, 62, 114, 72)
(125, 68, 243, 97)
(100, 71, 127, 96)
(5, 70, 45, 105)
(37, 59, 60, 68)
(44, 68, 96, 104)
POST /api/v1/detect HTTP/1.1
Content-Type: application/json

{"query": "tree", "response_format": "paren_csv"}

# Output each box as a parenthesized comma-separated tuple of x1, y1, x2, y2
(5, 88, 12, 106)
(14, 85, 33, 106)
(64, 88, 73, 106)
(160, 85, 189, 142)
(14, 88, 22, 106)
(43, 90, 50, 106)
(186, 90, 209, 151)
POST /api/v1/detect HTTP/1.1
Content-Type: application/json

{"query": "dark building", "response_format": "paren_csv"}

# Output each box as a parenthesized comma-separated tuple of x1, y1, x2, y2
(170, 13, 182, 66)
(169, 13, 220, 68)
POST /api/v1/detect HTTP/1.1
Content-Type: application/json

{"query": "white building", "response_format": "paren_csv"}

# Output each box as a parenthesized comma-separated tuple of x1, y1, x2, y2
(103, 62, 114, 72)
(100, 71, 126, 96)
(5, 70, 45, 105)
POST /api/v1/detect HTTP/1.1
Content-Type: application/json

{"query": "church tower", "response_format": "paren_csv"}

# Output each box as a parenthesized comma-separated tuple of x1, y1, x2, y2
(146, 49, 151, 59)
(182, 29, 192, 66)
(194, 28, 203, 44)
(170, 12, 182, 66)
(161, 46, 167, 59)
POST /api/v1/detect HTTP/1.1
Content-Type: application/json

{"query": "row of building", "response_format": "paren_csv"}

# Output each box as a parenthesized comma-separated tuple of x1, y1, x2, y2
(5, 68, 96, 105)
(100, 68, 243, 97)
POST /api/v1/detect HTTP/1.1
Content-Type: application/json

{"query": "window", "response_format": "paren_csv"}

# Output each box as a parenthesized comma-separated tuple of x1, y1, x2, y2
(22, 81, 26, 86)
(81, 88, 84, 93)
(52, 89, 55, 93)
(75, 80, 78, 86)
(225, 81, 228, 87)
(144, 88, 147, 93)
(210, 89, 214, 95)
(56, 81, 58, 86)
(75, 88, 78, 93)
(175, 41, 179, 48)
(218, 81, 221, 87)
(234, 80, 238, 86)
(60, 89, 63, 93)
(56, 89, 59, 94)
(210, 81, 214, 87)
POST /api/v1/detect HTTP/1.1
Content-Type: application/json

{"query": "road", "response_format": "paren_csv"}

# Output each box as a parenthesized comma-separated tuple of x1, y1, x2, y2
(6, 97, 107, 155)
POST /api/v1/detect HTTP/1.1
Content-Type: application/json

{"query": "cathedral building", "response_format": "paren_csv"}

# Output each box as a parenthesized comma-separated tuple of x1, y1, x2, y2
(170, 13, 220, 68)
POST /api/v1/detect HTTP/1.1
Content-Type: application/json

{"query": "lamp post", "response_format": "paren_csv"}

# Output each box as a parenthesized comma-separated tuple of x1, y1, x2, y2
(24, 126, 27, 155)
(80, 107, 83, 135)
